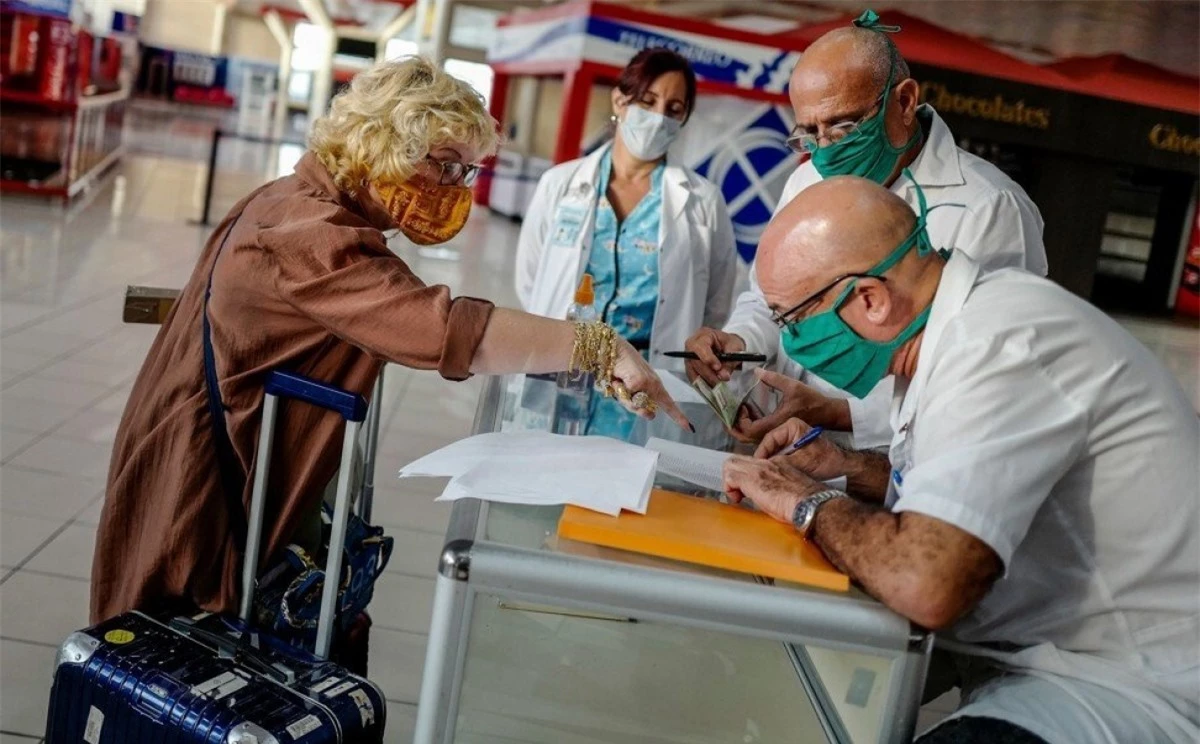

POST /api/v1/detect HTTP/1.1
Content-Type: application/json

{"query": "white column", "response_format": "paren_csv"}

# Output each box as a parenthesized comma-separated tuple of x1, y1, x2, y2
(297, 0, 335, 128)
(512, 77, 539, 154)
(263, 10, 293, 142)
(376, 5, 416, 62)
(428, 0, 453, 64)
(412, 0, 433, 57)
(415, 0, 452, 64)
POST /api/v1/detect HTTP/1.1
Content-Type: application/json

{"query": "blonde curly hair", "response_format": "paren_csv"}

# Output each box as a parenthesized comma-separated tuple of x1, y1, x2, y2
(309, 56, 499, 195)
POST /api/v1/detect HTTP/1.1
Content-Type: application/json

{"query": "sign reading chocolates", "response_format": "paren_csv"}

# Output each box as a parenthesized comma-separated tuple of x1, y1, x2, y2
(919, 81, 1052, 130)
(909, 63, 1199, 175)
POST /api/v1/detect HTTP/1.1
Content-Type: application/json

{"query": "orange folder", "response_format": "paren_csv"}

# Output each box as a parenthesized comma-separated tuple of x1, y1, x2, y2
(557, 489, 850, 592)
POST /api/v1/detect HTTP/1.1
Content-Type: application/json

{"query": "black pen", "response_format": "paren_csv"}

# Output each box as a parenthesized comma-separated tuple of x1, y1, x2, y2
(663, 351, 768, 363)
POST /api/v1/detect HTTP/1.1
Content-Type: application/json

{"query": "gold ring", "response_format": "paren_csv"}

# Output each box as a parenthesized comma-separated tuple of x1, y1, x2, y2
(631, 391, 657, 413)
(611, 381, 632, 403)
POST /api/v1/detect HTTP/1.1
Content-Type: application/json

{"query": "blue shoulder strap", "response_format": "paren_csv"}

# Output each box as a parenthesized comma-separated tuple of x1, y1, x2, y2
(202, 215, 250, 552)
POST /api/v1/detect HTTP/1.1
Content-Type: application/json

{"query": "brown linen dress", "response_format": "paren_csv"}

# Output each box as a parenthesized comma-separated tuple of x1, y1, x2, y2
(90, 152, 494, 623)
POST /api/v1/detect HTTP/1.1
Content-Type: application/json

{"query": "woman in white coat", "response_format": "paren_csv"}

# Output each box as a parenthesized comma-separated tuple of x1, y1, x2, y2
(516, 48, 739, 437)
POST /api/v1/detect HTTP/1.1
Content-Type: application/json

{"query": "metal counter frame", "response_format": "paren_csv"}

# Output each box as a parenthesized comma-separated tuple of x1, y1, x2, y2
(413, 376, 932, 744)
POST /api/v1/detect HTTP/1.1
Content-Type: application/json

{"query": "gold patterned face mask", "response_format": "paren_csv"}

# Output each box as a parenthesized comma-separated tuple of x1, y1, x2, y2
(375, 177, 472, 245)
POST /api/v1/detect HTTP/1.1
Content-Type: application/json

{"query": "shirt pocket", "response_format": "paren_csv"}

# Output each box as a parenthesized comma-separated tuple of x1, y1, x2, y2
(1133, 614, 1200, 678)
(549, 204, 588, 249)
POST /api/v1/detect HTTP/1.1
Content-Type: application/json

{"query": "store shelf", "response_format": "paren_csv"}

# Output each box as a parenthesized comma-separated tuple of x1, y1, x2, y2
(67, 145, 125, 198)
(0, 179, 68, 197)
(77, 88, 131, 109)
(0, 89, 78, 112)
(2, 7, 132, 201)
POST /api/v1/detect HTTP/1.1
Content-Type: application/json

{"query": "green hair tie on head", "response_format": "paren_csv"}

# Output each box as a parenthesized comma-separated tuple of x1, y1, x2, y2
(853, 9, 902, 33)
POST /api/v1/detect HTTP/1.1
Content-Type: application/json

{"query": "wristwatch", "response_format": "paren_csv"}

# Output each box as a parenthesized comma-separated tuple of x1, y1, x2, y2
(791, 489, 846, 538)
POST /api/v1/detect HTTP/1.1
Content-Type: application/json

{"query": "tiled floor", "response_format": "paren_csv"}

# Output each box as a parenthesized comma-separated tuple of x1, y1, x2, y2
(1, 109, 1196, 743)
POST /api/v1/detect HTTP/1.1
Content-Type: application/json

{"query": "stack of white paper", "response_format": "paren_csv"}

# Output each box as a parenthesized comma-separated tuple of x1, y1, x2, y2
(646, 438, 847, 493)
(398, 432, 658, 515)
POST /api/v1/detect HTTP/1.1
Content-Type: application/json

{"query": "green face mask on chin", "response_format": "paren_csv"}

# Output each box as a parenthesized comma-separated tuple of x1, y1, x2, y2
(807, 30, 920, 184)
(778, 175, 948, 399)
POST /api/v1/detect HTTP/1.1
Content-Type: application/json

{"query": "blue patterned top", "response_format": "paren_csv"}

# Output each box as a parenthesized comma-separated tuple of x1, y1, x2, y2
(585, 147, 664, 440)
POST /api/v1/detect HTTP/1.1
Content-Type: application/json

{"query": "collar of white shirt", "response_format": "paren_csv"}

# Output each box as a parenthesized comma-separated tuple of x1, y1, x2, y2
(898, 105, 967, 192)
(893, 250, 983, 433)
(565, 142, 690, 221)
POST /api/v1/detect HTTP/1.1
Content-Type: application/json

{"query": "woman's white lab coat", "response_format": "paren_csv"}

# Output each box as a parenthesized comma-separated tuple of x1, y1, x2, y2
(515, 145, 740, 373)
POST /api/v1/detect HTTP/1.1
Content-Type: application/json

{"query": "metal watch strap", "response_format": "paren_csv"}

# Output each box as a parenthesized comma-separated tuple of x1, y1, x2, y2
(791, 489, 846, 537)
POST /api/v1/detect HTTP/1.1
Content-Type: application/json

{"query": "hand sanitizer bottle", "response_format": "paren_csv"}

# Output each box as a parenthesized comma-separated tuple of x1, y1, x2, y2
(555, 274, 596, 435)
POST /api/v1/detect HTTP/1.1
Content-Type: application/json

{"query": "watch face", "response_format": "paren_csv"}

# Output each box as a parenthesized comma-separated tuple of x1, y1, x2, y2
(794, 501, 814, 533)
(792, 500, 809, 530)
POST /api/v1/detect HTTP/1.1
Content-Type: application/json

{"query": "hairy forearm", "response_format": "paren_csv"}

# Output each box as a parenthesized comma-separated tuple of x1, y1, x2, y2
(810, 498, 998, 630)
(842, 449, 891, 503)
(810, 397, 853, 432)
(469, 308, 575, 375)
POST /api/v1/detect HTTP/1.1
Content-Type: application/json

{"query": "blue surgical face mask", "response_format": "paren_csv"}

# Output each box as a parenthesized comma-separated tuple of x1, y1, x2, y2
(618, 105, 681, 161)
(778, 176, 950, 398)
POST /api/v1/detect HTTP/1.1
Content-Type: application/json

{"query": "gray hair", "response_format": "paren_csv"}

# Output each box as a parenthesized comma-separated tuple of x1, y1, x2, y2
(818, 27, 912, 92)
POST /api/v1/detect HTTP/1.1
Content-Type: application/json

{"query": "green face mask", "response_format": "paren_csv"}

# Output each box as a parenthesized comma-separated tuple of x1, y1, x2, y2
(807, 14, 920, 184)
(778, 176, 942, 399)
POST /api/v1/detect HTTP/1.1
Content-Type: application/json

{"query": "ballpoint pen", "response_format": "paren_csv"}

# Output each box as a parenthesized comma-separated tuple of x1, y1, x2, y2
(784, 426, 825, 454)
(663, 351, 768, 363)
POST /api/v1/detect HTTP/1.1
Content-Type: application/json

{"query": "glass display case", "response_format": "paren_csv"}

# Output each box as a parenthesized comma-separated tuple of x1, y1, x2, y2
(413, 373, 932, 744)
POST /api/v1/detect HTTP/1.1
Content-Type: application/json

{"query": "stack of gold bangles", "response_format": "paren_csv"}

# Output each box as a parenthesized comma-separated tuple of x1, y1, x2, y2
(569, 321, 657, 414)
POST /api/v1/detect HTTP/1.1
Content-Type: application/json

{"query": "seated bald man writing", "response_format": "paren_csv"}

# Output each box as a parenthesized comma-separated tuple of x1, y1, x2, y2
(723, 176, 1199, 744)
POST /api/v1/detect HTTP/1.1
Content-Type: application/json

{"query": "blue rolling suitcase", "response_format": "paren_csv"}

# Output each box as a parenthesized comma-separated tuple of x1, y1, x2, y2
(45, 371, 389, 743)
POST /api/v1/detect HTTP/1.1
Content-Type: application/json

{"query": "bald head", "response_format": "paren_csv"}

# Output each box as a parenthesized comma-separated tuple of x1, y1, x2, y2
(793, 27, 910, 102)
(789, 27, 916, 146)
(758, 176, 917, 307)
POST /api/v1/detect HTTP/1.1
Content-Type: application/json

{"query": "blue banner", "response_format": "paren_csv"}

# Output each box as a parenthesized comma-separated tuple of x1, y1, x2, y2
(586, 18, 795, 93)
(1, 0, 72, 17)
(693, 106, 795, 262)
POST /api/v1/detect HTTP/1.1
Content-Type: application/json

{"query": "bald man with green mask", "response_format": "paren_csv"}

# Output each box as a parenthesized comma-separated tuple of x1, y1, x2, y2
(685, 11, 1047, 451)
(724, 175, 1199, 744)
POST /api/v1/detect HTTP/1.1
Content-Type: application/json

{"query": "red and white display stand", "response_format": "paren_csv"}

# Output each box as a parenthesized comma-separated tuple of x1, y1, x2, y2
(1, 1, 135, 200)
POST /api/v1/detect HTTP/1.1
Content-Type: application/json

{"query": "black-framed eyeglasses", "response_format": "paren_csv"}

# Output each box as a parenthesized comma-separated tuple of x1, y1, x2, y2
(785, 89, 888, 154)
(425, 156, 480, 187)
(772, 272, 887, 332)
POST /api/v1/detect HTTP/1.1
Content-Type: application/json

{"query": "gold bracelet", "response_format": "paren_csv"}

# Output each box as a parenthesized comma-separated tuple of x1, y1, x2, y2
(569, 321, 618, 395)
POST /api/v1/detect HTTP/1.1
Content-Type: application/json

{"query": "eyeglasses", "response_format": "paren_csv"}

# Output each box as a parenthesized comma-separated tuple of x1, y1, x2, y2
(772, 272, 886, 334)
(425, 156, 480, 187)
(785, 89, 888, 154)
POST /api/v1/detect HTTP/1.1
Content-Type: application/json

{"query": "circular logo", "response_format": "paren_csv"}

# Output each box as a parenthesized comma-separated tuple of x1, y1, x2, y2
(104, 629, 135, 645)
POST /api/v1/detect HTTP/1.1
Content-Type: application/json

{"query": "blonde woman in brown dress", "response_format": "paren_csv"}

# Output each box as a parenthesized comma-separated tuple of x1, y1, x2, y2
(91, 57, 687, 626)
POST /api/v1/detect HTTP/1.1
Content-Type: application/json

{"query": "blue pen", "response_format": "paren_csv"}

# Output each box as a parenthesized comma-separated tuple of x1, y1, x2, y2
(784, 426, 825, 454)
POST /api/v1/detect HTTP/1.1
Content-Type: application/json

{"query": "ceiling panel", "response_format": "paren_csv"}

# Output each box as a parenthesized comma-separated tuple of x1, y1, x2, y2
(229, 0, 1200, 79)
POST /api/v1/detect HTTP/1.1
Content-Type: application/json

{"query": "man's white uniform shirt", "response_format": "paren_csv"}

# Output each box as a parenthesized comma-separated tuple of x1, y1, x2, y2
(724, 106, 1047, 449)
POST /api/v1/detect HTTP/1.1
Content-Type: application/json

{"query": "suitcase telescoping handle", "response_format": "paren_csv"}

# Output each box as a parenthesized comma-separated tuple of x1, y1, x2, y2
(360, 373, 384, 523)
(239, 370, 371, 660)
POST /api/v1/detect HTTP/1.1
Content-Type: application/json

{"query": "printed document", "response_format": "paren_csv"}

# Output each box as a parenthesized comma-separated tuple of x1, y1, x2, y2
(399, 432, 658, 515)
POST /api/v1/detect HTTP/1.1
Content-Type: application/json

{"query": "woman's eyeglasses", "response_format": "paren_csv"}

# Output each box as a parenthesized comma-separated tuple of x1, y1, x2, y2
(426, 156, 480, 187)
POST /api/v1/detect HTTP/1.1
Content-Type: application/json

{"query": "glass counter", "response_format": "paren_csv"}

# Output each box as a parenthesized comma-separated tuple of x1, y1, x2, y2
(413, 373, 930, 744)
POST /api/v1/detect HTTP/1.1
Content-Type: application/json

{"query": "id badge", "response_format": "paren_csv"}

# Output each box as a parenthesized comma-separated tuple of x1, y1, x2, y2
(550, 204, 587, 248)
